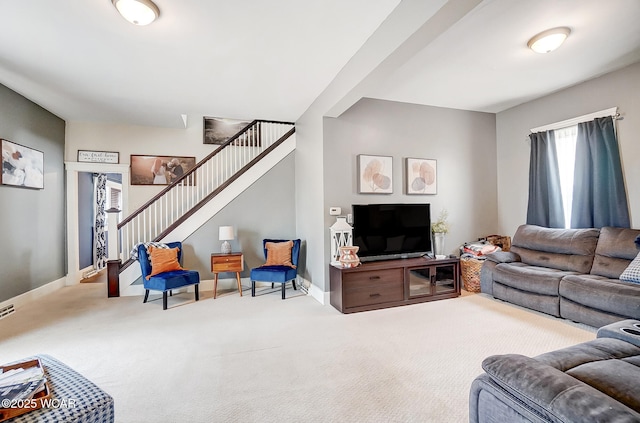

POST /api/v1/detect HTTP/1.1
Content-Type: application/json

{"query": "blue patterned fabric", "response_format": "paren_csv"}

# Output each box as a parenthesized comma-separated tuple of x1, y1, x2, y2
(7, 355, 114, 423)
(93, 173, 107, 270)
(620, 252, 640, 284)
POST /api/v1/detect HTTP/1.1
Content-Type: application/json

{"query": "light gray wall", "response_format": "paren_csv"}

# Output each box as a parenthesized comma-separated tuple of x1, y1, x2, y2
(0, 83, 66, 302)
(323, 98, 498, 291)
(496, 62, 640, 236)
(183, 153, 297, 278)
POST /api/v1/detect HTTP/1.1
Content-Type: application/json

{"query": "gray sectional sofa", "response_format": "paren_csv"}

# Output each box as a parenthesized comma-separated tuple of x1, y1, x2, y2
(469, 319, 640, 423)
(480, 224, 640, 328)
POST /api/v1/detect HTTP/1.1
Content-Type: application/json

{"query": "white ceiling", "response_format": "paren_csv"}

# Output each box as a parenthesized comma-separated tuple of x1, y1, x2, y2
(0, 0, 639, 129)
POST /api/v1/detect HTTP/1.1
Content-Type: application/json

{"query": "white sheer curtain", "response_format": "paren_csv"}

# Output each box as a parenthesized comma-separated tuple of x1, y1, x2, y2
(554, 125, 577, 228)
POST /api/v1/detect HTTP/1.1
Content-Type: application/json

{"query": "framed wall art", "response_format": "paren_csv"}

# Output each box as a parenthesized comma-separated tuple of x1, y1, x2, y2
(405, 157, 437, 195)
(1, 139, 44, 189)
(130, 155, 196, 186)
(203, 116, 259, 146)
(358, 154, 393, 194)
(78, 150, 119, 164)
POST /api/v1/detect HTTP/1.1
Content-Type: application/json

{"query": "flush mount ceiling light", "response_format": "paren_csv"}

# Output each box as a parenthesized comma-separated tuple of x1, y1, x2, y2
(112, 0, 160, 26)
(527, 27, 571, 53)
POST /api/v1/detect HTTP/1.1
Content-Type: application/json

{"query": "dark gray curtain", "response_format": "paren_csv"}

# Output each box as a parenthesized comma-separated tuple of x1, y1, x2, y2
(571, 116, 630, 228)
(527, 130, 565, 228)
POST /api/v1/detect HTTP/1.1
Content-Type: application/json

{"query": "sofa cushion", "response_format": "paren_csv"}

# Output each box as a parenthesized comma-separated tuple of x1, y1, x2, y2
(493, 263, 577, 296)
(510, 225, 599, 273)
(559, 274, 640, 320)
(535, 338, 640, 414)
(481, 353, 640, 421)
(591, 226, 640, 278)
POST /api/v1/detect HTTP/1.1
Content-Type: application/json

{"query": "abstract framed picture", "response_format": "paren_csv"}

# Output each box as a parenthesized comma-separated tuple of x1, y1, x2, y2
(405, 158, 437, 195)
(130, 155, 196, 186)
(203, 116, 260, 146)
(358, 154, 393, 194)
(1, 139, 44, 189)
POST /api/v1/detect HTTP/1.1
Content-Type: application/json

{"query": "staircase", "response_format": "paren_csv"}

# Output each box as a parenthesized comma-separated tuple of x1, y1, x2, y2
(111, 120, 295, 296)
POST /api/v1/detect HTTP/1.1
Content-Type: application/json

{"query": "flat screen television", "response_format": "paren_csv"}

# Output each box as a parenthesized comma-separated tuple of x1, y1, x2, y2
(352, 203, 431, 262)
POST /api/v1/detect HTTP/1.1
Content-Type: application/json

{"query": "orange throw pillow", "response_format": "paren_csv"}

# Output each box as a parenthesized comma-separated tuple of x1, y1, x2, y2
(264, 241, 296, 268)
(146, 246, 183, 279)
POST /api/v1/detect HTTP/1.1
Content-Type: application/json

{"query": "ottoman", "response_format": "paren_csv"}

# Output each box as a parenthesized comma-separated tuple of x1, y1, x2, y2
(2, 355, 114, 423)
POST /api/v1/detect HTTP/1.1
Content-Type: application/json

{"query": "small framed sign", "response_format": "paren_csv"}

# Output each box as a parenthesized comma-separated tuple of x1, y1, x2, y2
(77, 150, 119, 164)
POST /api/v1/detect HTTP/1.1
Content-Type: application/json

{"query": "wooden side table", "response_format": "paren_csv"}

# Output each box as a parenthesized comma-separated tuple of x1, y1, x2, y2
(211, 252, 244, 299)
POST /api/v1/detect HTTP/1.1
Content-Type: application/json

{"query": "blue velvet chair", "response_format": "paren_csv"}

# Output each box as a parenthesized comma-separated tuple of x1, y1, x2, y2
(137, 241, 200, 310)
(251, 239, 301, 300)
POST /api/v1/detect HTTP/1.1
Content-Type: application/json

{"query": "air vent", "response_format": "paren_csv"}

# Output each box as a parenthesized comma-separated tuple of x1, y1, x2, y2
(0, 304, 15, 320)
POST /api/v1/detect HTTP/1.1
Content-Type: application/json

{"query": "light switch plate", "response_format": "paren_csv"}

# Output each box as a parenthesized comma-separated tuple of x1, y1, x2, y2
(329, 207, 341, 216)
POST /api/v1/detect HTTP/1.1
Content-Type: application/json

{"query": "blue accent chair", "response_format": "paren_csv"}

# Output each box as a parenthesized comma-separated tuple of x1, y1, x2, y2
(251, 239, 301, 300)
(137, 241, 200, 310)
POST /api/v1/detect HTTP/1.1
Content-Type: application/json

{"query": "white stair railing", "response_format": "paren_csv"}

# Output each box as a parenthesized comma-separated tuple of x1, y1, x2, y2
(117, 120, 295, 262)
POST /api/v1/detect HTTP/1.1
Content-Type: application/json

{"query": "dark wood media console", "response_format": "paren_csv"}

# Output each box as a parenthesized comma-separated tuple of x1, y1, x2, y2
(330, 256, 460, 314)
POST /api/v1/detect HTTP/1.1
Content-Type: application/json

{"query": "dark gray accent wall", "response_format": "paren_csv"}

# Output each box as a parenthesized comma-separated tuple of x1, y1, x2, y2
(0, 83, 65, 302)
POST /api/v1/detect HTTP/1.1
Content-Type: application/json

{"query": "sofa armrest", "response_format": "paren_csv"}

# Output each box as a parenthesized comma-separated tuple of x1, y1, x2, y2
(485, 251, 521, 264)
(482, 354, 640, 422)
(597, 319, 640, 348)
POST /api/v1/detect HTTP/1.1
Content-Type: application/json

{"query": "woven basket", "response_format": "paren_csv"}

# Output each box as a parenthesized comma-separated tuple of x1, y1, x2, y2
(460, 256, 484, 292)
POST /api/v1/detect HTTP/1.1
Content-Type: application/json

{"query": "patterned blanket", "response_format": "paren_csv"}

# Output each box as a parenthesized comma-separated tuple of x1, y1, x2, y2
(129, 242, 170, 261)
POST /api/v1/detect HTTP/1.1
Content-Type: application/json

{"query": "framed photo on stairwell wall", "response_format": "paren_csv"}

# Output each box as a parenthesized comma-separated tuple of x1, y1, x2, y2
(130, 155, 196, 186)
(203, 116, 260, 146)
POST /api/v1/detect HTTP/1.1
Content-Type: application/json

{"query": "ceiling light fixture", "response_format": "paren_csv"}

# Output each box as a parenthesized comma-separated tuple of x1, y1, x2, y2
(527, 27, 571, 54)
(112, 0, 160, 26)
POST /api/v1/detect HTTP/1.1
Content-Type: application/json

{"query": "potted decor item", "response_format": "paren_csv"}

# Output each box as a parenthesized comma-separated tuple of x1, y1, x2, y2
(339, 246, 361, 268)
(431, 209, 449, 257)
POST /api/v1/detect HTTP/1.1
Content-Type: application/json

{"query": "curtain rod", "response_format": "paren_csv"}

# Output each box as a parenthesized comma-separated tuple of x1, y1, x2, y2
(530, 107, 620, 133)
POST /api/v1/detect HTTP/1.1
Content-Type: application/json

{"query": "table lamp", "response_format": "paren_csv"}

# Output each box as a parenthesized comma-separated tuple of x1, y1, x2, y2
(219, 225, 234, 254)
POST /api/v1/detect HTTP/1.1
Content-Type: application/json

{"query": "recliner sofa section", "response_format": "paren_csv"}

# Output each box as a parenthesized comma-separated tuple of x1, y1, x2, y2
(480, 224, 640, 328)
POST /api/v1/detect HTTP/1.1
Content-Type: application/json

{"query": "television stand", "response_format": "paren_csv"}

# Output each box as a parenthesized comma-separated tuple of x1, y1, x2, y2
(329, 256, 460, 314)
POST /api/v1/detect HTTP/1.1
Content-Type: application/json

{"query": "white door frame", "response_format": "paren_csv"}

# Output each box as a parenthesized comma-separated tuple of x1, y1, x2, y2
(65, 162, 130, 285)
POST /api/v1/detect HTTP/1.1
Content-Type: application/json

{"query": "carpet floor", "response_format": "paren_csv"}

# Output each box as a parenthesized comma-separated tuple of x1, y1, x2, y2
(0, 281, 595, 422)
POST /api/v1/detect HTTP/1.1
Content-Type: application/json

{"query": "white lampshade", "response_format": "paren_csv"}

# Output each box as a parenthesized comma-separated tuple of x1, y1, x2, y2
(219, 226, 235, 241)
(527, 27, 571, 54)
(112, 0, 160, 26)
(219, 226, 234, 254)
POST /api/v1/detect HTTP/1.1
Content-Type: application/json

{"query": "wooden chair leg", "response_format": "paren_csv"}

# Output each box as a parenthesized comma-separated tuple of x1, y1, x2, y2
(271, 283, 275, 289)
(163, 292, 168, 310)
(195, 284, 199, 301)
(143, 290, 150, 303)
(251, 281, 256, 297)
(281, 282, 286, 300)
(292, 279, 297, 290)
(169, 290, 173, 297)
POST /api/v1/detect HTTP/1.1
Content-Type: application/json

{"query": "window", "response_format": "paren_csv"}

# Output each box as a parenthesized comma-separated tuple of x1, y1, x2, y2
(527, 107, 629, 229)
(553, 125, 577, 228)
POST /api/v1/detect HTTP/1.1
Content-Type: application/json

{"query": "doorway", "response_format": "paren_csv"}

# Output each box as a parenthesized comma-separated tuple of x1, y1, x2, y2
(65, 162, 130, 285)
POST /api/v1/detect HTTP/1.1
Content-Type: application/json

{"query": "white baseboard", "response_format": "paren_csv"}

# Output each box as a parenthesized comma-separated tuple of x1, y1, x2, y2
(306, 279, 327, 305)
(0, 277, 67, 311)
